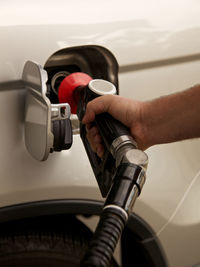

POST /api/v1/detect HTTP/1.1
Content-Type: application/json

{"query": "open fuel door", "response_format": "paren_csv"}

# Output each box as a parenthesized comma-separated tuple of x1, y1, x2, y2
(23, 61, 72, 161)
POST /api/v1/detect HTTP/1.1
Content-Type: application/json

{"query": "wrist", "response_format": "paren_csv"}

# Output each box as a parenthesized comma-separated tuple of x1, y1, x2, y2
(140, 98, 169, 148)
(139, 101, 155, 149)
(129, 101, 153, 150)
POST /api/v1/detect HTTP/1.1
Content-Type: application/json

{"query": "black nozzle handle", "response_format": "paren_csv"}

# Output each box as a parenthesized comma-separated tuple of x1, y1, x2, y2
(81, 206, 127, 267)
(77, 79, 138, 196)
(95, 112, 132, 152)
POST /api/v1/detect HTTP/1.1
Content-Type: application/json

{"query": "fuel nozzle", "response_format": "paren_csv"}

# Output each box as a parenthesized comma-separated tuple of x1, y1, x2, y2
(58, 73, 136, 160)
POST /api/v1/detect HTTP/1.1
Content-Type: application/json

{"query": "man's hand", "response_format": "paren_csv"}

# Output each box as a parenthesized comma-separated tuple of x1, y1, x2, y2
(82, 95, 147, 157)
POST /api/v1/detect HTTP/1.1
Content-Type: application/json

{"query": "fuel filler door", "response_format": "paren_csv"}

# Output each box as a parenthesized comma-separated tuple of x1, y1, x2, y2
(23, 61, 72, 161)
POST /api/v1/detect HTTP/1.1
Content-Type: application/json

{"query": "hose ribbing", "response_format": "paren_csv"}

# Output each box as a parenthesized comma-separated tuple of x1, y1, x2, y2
(81, 207, 127, 267)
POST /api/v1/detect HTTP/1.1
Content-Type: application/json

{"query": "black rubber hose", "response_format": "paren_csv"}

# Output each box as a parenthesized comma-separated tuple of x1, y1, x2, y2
(81, 207, 127, 267)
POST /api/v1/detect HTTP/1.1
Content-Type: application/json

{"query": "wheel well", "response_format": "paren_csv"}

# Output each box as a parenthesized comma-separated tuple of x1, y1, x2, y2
(0, 199, 167, 267)
(121, 213, 168, 267)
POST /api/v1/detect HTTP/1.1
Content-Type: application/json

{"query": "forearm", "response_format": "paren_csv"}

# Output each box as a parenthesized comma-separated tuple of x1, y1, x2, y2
(143, 84, 200, 147)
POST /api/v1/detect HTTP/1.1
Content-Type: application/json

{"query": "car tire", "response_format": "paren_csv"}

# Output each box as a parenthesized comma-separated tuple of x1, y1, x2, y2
(0, 215, 118, 267)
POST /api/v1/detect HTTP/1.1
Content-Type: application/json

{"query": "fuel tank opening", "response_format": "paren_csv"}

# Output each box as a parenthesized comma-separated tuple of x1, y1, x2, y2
(51, 71, 70, 95)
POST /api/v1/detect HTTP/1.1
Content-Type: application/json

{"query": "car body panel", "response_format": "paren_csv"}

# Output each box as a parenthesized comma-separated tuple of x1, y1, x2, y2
(0, 1, 200, 266)
(1, 0, 200, 81)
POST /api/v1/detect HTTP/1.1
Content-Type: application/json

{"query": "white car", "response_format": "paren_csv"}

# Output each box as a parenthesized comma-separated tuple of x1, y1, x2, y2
(0, 1, 200, 266)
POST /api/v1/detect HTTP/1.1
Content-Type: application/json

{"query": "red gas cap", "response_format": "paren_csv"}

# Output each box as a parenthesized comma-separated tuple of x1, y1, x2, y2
(58, 72, 92, 114)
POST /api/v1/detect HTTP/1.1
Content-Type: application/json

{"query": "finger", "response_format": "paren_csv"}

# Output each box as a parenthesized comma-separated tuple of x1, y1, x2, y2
(93, 133, 102, 144)
(86, 129, 100, 150)
(97, 144, 104, 158)
(86, 130, 101, 148)
(86, 132, 97, 152)
(87, 129, 103, 151)
(87, 126, 99, 137)
(87, 134, 103, 154)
